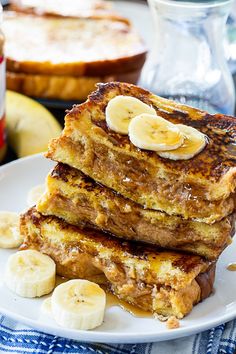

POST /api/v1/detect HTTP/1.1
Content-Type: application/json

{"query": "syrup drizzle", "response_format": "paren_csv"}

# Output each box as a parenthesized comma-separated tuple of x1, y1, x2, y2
(55, 275, 68, 286)
(227, 263, 236, 271)
(106, 292, 152, 318)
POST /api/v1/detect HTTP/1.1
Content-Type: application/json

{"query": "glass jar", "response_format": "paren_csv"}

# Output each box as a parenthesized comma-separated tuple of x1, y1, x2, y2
(0, 4, 6, 163)
(225, 0, 236, 73)
(140, 0, 235, 115)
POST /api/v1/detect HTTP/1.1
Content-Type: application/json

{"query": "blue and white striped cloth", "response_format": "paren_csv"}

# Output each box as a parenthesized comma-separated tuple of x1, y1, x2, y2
(0, 316, 235, 354)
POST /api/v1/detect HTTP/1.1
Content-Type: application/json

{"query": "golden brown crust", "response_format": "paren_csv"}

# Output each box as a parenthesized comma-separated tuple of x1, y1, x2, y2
(21, 208, 209, 282)
(4, 12, 147, 76)
(87, 82, 236, 181)
(37, 163, 234, 260)
(46, 82, 236, 220)
(7, 70, 141, 101)
(20, 207, 215, 318)
(47, 132, 236, 222)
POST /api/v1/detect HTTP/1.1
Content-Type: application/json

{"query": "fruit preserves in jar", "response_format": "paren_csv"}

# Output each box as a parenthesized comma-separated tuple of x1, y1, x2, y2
(0, 6, 6, 163)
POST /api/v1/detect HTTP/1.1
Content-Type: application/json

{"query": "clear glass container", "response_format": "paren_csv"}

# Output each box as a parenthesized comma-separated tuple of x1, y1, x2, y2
(0, 4, 6, 163)
(225, 0, 236, 73)
(140, 0, 235, 115)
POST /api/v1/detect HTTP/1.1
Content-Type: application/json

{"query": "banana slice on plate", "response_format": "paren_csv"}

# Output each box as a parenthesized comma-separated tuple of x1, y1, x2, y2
(5, 250, 56, 298)
(51, 279, 106, 330)
(27, 184, 45, 206)
(0, 211, 22, 248)
(128, 114, 184, 151)
(105, 95, 156, 134)
(157, 124, 207, 160)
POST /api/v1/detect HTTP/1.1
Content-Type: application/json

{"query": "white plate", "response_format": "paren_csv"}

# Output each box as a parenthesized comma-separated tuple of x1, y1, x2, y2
(0, 154, 236, 344)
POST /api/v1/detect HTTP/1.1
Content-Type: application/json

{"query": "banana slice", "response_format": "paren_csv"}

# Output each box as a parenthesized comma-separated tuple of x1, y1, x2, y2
(128, 114, 184, 151)
(5, 250, 56, 298)
(105, 95, 156, 134)
(51, 279, 106, 330)
(27, 184, 45, 206)
(157, 124, 207, 160)
(0, 211, 22, 248)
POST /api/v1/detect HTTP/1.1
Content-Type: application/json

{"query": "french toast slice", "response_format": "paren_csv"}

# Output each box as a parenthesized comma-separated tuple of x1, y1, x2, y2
(20, 207, 215, 319)
(46, 82, 236, 222)
(6, 70, 141, 101)
(37, 163, 234, 260)
(4, 12, 146, 77)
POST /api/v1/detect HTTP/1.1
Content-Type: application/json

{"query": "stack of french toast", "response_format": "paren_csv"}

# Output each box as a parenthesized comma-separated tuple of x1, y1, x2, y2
(20, 82, 236, 320)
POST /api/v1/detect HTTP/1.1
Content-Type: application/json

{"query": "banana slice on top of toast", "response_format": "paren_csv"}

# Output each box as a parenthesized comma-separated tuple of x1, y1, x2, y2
(128, 113, 185, 151)
(105, 95, 156, 134)
(157, 124, 207, 160)
(105, 95, 207, 160)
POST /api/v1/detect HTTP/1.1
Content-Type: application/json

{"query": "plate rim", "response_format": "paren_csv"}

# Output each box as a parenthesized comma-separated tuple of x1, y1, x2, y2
(0, 153, 236, 344)
(0, 304, 236, 344)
